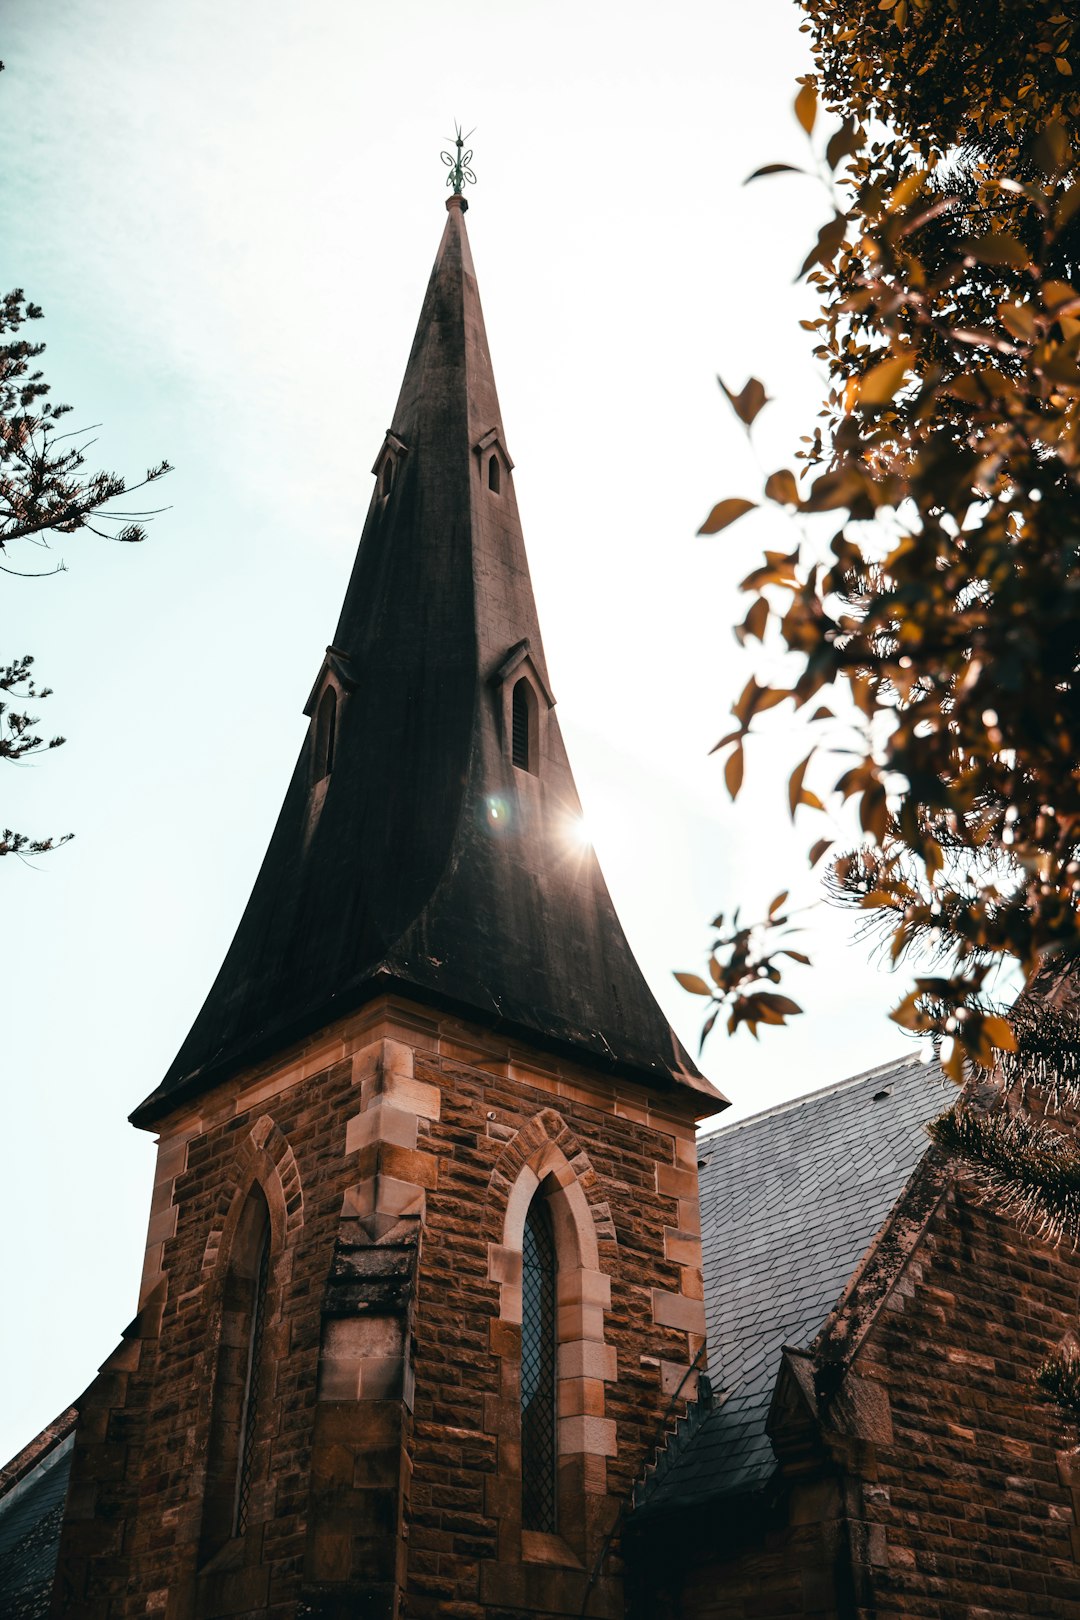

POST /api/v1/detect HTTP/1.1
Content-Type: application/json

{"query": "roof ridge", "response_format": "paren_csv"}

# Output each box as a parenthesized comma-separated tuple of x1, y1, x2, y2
(698, 1053, 931, 1145)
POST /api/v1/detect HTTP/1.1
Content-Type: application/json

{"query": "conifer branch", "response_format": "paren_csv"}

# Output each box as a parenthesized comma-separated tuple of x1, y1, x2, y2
(929, 1107, 1080, 1247)
(1036, 1347, 1080, 1421)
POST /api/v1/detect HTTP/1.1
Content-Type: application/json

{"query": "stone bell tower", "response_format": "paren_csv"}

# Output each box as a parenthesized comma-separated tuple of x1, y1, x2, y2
(50, 179, 726, 1620)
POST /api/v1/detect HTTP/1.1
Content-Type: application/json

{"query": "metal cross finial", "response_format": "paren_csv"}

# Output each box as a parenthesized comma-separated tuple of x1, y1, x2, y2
(441, 122, 476, 196)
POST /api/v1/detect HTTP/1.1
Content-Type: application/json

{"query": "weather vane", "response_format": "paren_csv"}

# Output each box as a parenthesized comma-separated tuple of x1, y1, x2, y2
(441, 122, 476, 196)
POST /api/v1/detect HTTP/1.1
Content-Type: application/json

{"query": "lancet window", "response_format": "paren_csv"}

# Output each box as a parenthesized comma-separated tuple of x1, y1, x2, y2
(521, 1194, 558, 1533)
(199, 1188, 272, 1563)
(511, 678, 537, 774)
(314, 685, 337, 781)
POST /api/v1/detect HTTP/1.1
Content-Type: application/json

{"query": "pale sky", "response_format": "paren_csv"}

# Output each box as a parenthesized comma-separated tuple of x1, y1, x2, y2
(1, 0, 917, 1463)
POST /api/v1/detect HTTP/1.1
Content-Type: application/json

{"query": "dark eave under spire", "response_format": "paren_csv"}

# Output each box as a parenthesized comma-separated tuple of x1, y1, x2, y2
(133, 196, 725, 1128)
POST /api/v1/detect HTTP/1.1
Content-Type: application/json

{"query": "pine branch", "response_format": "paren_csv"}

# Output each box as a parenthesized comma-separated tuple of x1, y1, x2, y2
(996, 1001, 1080, 1112)
(1036, 1347, 1080, 1421)
(929, 1106, 1080, 1246)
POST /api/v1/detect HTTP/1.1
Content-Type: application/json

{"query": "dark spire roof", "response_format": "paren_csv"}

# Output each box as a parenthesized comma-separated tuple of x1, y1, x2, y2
(133, 196, 724, 1128)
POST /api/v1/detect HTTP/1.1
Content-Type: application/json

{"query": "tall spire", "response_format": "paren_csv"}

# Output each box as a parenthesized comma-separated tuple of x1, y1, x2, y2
(133, 193, 724, 1126)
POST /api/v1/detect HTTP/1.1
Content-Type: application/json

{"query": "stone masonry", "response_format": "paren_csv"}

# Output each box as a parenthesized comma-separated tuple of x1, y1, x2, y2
(51, 993, 711, 1619)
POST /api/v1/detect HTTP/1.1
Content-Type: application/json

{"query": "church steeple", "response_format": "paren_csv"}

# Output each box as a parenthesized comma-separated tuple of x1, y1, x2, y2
(133, 194, 723, 1126)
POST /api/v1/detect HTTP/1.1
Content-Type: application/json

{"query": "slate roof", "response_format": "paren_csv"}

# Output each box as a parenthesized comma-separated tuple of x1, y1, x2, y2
(133, 196, 720, 1127)
(635, 1054, 950, 1514)
(0, 1418, 74, 1619)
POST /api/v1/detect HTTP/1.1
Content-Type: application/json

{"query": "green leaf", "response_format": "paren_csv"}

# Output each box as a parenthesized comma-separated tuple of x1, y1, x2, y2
(698, 498, 757, 535)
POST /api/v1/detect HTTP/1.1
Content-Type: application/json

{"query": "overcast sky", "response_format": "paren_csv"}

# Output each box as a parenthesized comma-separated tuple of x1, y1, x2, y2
(0, 0, 922, 1463)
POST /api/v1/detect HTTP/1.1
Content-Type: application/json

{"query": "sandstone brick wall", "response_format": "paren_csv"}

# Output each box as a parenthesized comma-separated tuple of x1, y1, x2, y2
(627, 1175, 1080, 1620)
(855, 1187, 1080, 1618)
(51, 995, 711, 1619)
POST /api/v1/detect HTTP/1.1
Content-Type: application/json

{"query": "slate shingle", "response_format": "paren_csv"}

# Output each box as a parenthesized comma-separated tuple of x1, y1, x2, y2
(636, 1055, 949, 1513)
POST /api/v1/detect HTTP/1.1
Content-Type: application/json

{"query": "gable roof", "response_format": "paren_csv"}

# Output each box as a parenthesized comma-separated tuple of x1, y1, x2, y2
(132, 197, 722, 1127)
(635, 1054, 949, 1513)
(0, 1410, 76, 1619)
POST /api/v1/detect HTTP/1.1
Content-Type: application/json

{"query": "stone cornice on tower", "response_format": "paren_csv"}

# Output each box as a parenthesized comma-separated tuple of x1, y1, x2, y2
(132, 196, 725, 1129)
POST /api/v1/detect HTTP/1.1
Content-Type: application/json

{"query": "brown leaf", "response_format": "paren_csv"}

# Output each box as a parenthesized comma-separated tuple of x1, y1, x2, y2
(1033, 119, 1072, 175)
(860, 780, 889, 842)
(963, 231, 1030, 270)
(724, 742, 745, 800)
(742, 597, 769, 643)
(768, 890, 789, 918)
(673, 972, 712, 996)
(855, 351, 915, 408)
(795, 82, 817, 136)
(698, 497, 757, 535)
(765, 468, 800, 506)
(826, 119, 861, 172)
(808, 837, 833, 867)
(719, 375, 770, 426)
(983, 1015, 1017, 1054)
(798, 212, 847, 278)
(1056, 181, 1080, 232)
(788, 751, 813, 820)
(745, 162, 805, 182)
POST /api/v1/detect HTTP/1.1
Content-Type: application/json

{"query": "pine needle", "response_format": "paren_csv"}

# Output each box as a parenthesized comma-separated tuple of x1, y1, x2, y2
(929, 1106, 1080, 1246)
(1036, 1348, 1080, 1421)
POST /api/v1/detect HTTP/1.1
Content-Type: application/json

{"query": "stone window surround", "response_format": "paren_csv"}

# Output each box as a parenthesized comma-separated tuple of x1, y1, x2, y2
(192, 1118, 302, 1583)
(487, 1119, 617, 1569)
(492, 639, 554, 779)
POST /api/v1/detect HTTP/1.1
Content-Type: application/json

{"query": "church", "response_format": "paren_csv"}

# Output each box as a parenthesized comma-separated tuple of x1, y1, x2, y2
(5, 174, 1080, 1620)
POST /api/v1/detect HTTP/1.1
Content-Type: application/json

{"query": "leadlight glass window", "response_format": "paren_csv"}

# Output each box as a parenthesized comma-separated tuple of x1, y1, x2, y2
(234, 1225, 270, 1537)
(521, 1195, 558, 1532)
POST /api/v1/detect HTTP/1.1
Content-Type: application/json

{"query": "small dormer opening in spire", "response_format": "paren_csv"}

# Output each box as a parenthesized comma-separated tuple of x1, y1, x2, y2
(512, 678, 538, 774)
(488, 453, 500, 494)
(314, 686, 337, 781)
(380, 455, 395, 499)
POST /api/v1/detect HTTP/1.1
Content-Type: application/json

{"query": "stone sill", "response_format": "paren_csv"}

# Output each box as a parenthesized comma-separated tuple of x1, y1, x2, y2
(521, 1529, 583, 1568)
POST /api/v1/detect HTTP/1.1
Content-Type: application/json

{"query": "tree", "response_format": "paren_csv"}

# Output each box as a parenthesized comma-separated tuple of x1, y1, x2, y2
(1, 286, 170, 856)
(683, 1, 1080, 1274)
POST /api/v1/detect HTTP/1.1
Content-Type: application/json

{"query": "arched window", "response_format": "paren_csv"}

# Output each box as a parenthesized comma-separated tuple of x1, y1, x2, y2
(199, 1188, 272, 1562)
(488, 453, 501, 493)
(380, 455, 395, 498)
(235, 1221, 271, 1536)
(314, 686, 337, 782)
(521, 1195, 557, 1533)
(511, 678, 537, 774)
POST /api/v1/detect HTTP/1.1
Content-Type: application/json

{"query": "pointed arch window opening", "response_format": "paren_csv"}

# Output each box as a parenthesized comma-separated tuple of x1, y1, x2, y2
(380, 454, 395, 498)
(314, 685, 337, 782)
(512, 678, 538, 774)
(234, 1223, 270, 1538)
(521, 1194, 558, 1534)
(488, 453, 501, 494)
(198, 1187, 272, 1565)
